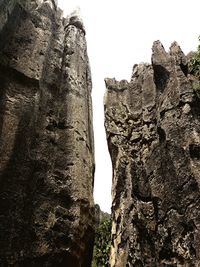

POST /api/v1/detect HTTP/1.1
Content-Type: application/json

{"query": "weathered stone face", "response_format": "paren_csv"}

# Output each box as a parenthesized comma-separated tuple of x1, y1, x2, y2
(0, 1, 95, 266)
(105, 41, 200, 266)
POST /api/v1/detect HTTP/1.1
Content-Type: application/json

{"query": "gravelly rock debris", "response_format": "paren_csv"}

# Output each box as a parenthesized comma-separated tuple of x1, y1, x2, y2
(0, 0, 95, 266)
(105, 41, 200, 267)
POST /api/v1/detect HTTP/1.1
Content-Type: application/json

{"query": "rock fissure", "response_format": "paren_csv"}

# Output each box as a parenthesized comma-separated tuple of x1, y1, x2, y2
(1, 1, 200, 266)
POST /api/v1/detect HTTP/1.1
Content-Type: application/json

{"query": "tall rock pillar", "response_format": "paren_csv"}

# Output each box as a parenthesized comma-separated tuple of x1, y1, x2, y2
(105, 41, 200, 266)
(0, 1, 95, 266)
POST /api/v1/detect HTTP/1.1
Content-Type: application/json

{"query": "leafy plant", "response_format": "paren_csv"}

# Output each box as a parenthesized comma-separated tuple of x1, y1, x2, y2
(193, 81, 200, 98)
(188, 36, 200, 97)
(189, 36, 200, 78)
(92, 217, 112, 267)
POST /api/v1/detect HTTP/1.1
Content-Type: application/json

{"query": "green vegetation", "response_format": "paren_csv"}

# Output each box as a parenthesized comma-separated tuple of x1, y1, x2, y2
(92, 217, 112, 267)
(189, 36, 200, 97)
(192, 81, 200, 98)
(189, 36, 200, 78)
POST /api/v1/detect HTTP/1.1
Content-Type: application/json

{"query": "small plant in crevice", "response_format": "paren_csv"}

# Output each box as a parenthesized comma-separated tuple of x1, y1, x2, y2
(92, 217, 111, 267)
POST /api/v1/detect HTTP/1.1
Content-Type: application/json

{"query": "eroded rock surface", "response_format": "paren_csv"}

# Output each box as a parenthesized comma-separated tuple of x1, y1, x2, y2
(0, 1, 95, 266)
(105, 41, 200, 266)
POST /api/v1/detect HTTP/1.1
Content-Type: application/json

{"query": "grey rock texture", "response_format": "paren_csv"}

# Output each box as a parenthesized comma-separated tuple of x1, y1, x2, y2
(105, 41, 200, 266)
(0, 0, 95, 266)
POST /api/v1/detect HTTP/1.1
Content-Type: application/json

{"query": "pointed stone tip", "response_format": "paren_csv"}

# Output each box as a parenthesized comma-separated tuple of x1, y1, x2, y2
(169, 41, 184, 55)
(170, 41, 180, 48)
(152, 40, 166, 53)
(64, 6, 85, 34)
(153, 40, 163, 46)
(169, 41, 187, 66)
(152, 40, 168, 65)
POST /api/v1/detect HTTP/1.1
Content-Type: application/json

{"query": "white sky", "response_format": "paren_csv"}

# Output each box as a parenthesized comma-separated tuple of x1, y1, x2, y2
(57, 0, 200, 213)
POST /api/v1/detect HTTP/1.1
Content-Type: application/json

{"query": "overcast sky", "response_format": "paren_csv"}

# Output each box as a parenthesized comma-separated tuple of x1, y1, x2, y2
(58, 0, 200, 212)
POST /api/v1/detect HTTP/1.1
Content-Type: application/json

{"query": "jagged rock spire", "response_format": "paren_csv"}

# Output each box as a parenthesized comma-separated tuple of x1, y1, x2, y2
(152, 40, 169, 65)
(170, 41, 188, 66)
(105, 41, 200, 266)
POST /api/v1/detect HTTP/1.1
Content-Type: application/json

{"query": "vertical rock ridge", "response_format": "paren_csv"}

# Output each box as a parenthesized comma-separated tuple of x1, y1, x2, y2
(105, 41, 200, 266)
(0, 1, 95, 266)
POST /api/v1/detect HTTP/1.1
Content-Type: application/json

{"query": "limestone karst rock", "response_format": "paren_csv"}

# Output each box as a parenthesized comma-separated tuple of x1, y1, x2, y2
(0, 0, 95, 266)
(104, 41, 200, 266)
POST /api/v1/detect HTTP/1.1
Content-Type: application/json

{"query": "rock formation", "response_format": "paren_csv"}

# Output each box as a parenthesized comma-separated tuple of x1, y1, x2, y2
(105, 41, 200, 266)
(0, 0, 95, 266)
